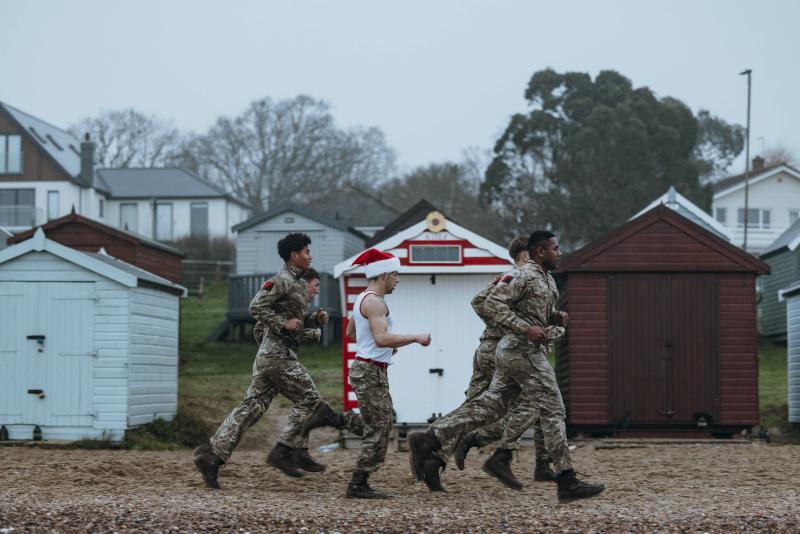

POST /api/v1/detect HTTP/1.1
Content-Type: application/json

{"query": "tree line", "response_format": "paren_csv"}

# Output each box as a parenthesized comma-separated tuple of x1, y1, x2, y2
(71, 68, 793, 247)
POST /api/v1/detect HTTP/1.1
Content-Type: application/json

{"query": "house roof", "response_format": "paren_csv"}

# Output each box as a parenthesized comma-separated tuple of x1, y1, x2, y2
(7, 210, 186, 257)
(712, 163, 800, 199)
(761, 218, 800, 258)
(0, 101, 88, 187)
(559, 204, 770, 274)
(779, 280, 800, 301)
(366, 199, 440, 247)
(631, 186, 732, 241)
(232, 203, 367, 238)
(95, 168, 249, 207)
(304, 185, 400, 229)
(0, 228, 186, 296)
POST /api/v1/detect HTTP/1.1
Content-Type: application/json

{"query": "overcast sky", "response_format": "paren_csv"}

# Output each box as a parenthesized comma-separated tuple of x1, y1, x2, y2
(1, 0, 797, 174)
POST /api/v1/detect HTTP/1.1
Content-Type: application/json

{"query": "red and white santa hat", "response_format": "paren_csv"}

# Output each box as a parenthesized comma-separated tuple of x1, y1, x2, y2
(352, 248, 401, 278)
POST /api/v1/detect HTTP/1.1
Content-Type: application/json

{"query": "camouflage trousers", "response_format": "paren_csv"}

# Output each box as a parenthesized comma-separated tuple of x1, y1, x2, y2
(434, 338, 550, 464)
(348, 359, 393, 473)
(210, 344, 337, 463)
(430, 334, 572, 473)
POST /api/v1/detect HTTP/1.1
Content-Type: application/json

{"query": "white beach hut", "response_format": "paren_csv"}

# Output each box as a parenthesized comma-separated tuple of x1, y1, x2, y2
(0, 229, 186, 441)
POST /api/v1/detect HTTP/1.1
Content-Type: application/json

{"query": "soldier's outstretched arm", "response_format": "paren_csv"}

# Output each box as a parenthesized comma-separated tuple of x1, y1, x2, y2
(471, 279, 498, 325)
(483, 273, 532, 335)
(363, 295, 431, 349)
(249, 278, 290, 336)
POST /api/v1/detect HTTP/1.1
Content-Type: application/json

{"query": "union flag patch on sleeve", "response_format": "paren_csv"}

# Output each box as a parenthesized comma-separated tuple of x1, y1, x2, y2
(262, 281, 274, 291)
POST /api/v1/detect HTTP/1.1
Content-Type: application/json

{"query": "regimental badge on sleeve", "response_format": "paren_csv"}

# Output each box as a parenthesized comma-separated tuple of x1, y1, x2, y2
(500, 275, 514, 284)
(262, 281, 274, 291)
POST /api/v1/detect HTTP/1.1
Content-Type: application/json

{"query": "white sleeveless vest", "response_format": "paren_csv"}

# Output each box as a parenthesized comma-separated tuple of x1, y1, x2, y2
(353, 290, 394, 364)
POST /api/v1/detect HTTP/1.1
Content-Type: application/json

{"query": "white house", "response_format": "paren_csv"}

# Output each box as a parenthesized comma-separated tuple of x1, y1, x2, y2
(712, 158, 800, 254)
(0, 101, 249, 240)
(334, 206, 512, 423)
(0, 228, 186, 441)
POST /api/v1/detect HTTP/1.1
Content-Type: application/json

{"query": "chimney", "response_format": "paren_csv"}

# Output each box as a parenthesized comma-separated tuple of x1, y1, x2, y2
(752, 155, 765, 171)
(80, 133, 95, 187)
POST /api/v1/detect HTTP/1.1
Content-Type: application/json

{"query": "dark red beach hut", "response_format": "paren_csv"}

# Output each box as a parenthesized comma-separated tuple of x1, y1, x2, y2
(557, 204, 770, 437)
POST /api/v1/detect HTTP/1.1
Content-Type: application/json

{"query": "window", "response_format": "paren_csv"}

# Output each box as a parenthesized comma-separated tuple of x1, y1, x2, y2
(790, 210, 800, 226)
(47, 191, 59, 221)
(190, 202, 209, 236)
(120, 203, 138, 232)
(715, 207, 727, 224)
(409, 245, 461, 263)
(0, 188, 35, 226)
(155, 203, 173, 241)
(0, 135, 23, 174)
(737, 208, 771, 229)
(98, 198, 104, 218)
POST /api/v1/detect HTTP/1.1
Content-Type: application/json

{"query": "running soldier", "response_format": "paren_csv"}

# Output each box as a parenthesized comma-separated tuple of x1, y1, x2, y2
(410, 231, 605, 502)
(303, 248, 431, 498)
(194, 234, 345, 488)
(419, 236, 557, 491)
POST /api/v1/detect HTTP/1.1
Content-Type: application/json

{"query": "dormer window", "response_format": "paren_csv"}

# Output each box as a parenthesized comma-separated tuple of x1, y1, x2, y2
(0, 135, 23, 174)
(409, 244, 461, 263)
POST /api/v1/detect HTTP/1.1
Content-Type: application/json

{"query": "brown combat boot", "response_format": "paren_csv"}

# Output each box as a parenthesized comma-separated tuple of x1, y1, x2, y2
(422, 457, 447, 492)
(555, 469, 605, 502)
(266, 442, 304, 478)
(301, 401, 344, 437)
(409, 430, 442, 481)
(346, 471, 388, 499)
(290, 447, 326, 472)
(454, 432, 479, 471)
(193, 439, 223, 489)
(482, 448, 522, 490)
(534, 459, 557, 482)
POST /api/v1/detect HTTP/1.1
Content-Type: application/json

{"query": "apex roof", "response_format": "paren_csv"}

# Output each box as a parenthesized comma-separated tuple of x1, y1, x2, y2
(712, 163, 800, 198)
(631, 186, 732, 241)
(761, 218, 800, 258)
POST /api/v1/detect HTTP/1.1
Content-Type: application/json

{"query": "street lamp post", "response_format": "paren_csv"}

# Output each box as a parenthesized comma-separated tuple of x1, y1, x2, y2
(740, 68, 752, 251)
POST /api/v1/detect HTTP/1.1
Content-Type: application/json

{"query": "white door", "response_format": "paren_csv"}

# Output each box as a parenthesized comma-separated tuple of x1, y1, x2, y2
(387, 274, 494, 423)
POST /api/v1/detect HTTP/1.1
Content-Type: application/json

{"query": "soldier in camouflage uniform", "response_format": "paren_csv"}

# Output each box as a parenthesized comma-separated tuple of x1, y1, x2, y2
(193, 234, 358, 489)
(418, 237, 556, 491)
(410, 232, 605, 502)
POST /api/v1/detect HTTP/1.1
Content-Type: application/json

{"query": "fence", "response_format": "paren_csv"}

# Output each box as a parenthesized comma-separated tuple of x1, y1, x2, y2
(181, 260, 235, 296)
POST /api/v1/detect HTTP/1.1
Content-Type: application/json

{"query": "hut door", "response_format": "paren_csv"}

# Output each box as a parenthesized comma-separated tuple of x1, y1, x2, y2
(610, 275, 719, 424)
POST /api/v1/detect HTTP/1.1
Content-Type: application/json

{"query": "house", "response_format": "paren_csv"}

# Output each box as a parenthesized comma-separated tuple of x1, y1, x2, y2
(0, 228, 186, 441)
(557, 204, 769, 437)
(777, 281, 800, 424)
(0, 101, 249, 240)
(334, 205, 511, 423)
(226, 204, 369, 342)
(712, 157, 800, 253)
(632, 186, 732, 241)
(7, 211, 186, 283)
(96, 168, 250, 240)
(756, 220, 800, 341)
(304, 184, 400, 238)
(0, 101, 108, 231)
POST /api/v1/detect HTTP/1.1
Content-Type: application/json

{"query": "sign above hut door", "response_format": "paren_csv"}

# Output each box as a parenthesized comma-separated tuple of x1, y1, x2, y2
(609, 275, 718, 425)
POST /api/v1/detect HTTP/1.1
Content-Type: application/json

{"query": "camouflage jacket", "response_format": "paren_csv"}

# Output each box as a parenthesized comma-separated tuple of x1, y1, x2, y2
(483, 260, 560, 336)
(250, 264, 321, 349)
(471, 268, 517, 341)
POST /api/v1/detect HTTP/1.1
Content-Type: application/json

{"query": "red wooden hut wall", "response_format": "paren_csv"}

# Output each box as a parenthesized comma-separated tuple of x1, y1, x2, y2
(558, 205, 769, 433)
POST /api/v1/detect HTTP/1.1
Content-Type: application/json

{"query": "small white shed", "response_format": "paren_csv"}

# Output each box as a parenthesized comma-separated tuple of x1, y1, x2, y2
(778, 282, 800, 423)
(334, 209, 511, 424)
(0, 229, 186, 441)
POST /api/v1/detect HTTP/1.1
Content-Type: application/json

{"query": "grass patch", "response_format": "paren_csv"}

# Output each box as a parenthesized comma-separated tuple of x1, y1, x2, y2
(758, 338, 799, 439)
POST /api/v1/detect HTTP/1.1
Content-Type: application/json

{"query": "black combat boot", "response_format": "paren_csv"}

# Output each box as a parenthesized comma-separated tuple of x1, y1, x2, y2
(409, 430, 442, 481)
(266, 442, 304, 478)
(422, 457, 447, 492)
(555, 469, 606, 502)
(454, 432, 480, 471)
(534, 459, 557, 482)
(346, 471, 388, 499)
(290, 447, 326, 472)
(193, 440, 223, 489)
(482, 448, 522, 490)
(301, 401, 345, 437)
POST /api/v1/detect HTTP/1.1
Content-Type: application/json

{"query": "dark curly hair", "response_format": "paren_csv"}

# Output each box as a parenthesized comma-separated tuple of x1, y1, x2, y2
(277, 233, 312, 261)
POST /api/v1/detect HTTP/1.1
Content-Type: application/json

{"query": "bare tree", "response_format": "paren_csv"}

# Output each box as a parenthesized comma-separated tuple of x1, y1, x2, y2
(763, 144, 799, 167)
(69, 109, 183, 168)
(193, 96, 396, 214)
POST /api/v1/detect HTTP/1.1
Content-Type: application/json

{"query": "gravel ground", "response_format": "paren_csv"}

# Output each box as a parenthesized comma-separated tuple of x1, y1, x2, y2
(1, 439, 798, 533)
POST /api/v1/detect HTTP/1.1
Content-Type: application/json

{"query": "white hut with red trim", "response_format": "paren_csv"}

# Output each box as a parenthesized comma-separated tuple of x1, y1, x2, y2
(334, 205, 511, 424)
